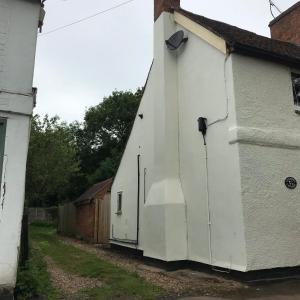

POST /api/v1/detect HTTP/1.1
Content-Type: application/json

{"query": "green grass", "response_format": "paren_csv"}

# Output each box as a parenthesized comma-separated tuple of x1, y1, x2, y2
(29, 220, 57, 228)
(15, 239, 60, 300)
(28, 225, 163, 300)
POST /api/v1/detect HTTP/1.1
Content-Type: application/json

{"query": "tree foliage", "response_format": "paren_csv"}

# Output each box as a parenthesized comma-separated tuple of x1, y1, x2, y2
(73, 89, 142, 185)
(26, 89, 142, 207)
(26, 115, 79, 207)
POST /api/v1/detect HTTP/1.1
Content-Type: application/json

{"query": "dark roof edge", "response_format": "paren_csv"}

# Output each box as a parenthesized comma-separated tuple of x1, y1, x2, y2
(74, 198, 93, 207)
(229, 42, 300, 69)
(74, 178, 113, 205)
(174, 8, 300, 69)
(269, 1, 300, 27)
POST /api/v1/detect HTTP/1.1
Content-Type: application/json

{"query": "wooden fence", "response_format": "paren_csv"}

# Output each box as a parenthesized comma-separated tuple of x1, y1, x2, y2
(27, 207, 56, 224)
(58, 203, 77, 237)
(58, 196, 111, 244)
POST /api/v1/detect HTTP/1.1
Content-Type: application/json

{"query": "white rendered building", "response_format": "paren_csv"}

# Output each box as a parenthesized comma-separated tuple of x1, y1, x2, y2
(0, 0, 44, 297)
(111, 0, 300, 272)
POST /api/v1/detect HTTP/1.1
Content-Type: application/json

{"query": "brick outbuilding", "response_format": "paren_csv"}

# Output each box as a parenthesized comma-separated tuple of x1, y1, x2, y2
(75, 178, 113, 244)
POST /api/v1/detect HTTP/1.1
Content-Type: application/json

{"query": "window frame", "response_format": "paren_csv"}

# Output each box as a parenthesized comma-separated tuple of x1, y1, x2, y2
(0, 119, 7, 191)
(292, 73, 300, 112)
(116, 192, 123, 215)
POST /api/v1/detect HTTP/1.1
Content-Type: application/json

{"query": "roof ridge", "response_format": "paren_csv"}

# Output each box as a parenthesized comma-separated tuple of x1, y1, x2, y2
(176, 8, 270, 41)
(174, 7, 300, 67)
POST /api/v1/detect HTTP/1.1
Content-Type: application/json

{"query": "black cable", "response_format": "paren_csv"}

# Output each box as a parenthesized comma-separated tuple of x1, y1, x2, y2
(40, 0, 136, 37)
(269, 0, 282, 18)
(271, 0, 282, 13)
(270, 5, 276, 18)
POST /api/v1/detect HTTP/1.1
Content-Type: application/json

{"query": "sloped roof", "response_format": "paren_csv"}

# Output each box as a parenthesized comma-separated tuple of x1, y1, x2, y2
(175, 8, 300, 68)
(75, 178, 113, 206)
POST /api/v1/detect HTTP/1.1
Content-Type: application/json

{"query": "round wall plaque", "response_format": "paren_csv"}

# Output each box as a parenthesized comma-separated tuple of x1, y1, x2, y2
(285, 177, 297, 190)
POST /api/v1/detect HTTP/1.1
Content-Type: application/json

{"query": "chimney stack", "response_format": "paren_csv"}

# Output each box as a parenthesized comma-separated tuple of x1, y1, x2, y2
(154, 0, 180, 22)
(269, 1, 300, 45)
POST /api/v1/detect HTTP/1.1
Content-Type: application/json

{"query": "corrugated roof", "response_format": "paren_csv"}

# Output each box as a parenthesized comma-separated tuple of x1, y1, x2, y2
(176, 8, 300, 68)
(74, 178, 113, 206)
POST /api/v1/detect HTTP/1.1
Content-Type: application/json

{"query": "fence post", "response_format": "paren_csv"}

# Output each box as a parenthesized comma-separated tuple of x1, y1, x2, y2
(19, 213, 29, 267)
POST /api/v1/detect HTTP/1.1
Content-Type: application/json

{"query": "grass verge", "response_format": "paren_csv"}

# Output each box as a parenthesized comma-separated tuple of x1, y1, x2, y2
(15, 240, 60, 300)
(28, 225, 163, 300)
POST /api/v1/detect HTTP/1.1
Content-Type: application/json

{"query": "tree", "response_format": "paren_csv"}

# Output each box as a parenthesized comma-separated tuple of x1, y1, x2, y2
(25, 88, 142, 206)
(26, 115, 79, 207)
(85, 89, 142, 150)
(75, 89, 142, 185)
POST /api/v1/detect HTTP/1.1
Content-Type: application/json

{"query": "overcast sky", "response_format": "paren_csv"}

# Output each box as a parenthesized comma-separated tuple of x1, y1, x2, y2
(33, 0, 298, 123)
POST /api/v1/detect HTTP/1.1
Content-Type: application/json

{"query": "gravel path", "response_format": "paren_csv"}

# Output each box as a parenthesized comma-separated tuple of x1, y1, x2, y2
(45, 256, 103, 299)
(59, 236, 245, 297)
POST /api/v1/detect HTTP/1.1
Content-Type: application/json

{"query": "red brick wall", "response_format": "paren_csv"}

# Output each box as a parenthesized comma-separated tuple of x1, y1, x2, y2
(270, 4, 300, 45)
(76, 202, 95, 243)
(154, 0, 180, 21)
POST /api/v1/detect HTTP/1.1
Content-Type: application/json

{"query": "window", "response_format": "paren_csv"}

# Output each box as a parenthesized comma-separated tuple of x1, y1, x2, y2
(117, 192, 122, 215)
(0, 119, 6, 189)
(292, 73, 300, 112)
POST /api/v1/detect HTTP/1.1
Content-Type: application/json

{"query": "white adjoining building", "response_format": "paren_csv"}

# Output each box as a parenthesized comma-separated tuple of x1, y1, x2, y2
(111, 0, 300, 272)
(0, 0, 44, 297)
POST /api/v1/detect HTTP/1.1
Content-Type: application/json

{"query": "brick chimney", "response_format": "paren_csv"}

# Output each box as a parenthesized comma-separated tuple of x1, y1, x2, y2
(269, 1, 300, 45)
(154, 0, 180, 22)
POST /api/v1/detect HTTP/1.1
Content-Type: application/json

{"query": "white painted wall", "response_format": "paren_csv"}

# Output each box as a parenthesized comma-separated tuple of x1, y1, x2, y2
(111, 70, 155, 245)
(231, 54, 300, 271)
(176, 28, 246, 271)
(0, 0, 40, 289)
(142, 13, 188, 261)
(112, 13, 189, 261)
(111, 10, 300, 272)
(0, 114, 31, 287)
(111, 12, 247, 269)
(0, 0, 40, 94)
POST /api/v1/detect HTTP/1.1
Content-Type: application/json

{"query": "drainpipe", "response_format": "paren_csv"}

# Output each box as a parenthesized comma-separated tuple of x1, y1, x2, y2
(136, 154, 141, 245)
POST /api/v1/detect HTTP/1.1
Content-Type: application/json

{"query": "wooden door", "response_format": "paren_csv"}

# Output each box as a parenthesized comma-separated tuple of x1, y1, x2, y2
(94, 193, 111, 244)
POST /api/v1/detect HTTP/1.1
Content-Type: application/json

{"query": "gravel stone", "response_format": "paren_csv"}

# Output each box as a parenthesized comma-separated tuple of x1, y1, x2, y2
(45, 256, 102, 299)
(59, 236, 245, 297)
